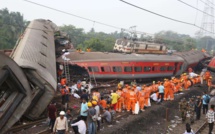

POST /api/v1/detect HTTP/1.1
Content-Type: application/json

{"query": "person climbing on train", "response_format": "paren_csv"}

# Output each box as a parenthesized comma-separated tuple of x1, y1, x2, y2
(116, 88, 124, 112)
(138, 87, 145, 111)
(127, 86, 137, 114)
(111, 90, 120, 111)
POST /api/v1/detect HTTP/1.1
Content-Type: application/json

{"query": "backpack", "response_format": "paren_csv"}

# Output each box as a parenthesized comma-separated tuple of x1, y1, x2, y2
(204, 95, 210, 104)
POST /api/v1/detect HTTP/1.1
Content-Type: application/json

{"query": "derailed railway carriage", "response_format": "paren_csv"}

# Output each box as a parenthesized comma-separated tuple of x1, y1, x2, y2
(57, 50, 209, 81)
(0, 19, 71, 134)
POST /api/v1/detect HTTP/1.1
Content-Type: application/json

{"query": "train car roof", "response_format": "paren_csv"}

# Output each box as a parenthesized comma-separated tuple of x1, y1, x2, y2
(57, 52, 184, 62)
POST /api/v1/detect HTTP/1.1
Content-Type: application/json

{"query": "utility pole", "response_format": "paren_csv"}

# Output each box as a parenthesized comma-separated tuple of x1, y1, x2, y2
(198, 0, 214, 51)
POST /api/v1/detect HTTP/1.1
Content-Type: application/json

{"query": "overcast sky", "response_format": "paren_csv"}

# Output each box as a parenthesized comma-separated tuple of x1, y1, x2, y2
(0, 0, 210, 36)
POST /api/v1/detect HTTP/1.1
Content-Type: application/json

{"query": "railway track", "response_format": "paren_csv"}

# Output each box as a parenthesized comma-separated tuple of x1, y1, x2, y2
(7, 118, 46, 134)
(195, 121, 207, 134)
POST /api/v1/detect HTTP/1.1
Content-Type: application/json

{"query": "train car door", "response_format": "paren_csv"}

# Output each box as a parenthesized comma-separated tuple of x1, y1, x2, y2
(173, 62, 178, 75)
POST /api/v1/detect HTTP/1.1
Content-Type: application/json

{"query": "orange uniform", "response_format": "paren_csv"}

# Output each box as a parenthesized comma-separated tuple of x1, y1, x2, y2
(144, 87, 151, 106)
(122, 87, 128, 109)
(116, 89, 124, 112)
(164, 80, 172, 100)
(169, 81, 175, 100)
(61, 78, 67, 86)
(138, 90, 145, 111)
(127, 90, 137, 114)
(100, 99, 107, 109)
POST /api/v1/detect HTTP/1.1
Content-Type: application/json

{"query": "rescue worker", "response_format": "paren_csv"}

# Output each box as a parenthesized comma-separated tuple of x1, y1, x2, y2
(92, 89, 100, 102)
(122, 85, 128, 110)
(138, 87, 145, 112)
(164, 79, 172, 101)
(116, 88, 124, 112)
(188, 67, 193, 73)
(207, 76, 212, 92)
(86, 48, 91, 52)
(130, 80, 137, 86)
(61, 77, 67, 86)
(169, 80, 175, 100)
(111, 90, 120, 111)
(127, 86, 137, 114)
(188, 98, 195, 124)
(144, 86, 151, 107)
(204, 71, 211, 84)
(179, 98, 188, 122)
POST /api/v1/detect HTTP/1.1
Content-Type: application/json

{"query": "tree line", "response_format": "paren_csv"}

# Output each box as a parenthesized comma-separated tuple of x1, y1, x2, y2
(1, 8, 214, 52)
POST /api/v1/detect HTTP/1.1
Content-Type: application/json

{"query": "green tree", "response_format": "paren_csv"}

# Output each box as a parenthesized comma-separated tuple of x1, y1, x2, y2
(84, 38, 104, 51)
(0, 8, 27, 49)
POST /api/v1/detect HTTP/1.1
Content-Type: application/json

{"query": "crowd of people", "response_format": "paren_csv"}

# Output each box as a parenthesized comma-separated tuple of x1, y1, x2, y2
(48, 67, 215, 134)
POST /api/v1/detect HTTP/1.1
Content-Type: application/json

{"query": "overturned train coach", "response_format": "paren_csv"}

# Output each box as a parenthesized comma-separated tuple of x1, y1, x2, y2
(57, 50, 210, 81)
(0, 19, 71, 133)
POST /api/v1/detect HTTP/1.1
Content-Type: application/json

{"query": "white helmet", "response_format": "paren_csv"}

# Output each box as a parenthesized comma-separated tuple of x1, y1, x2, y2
(59, 111, 65, 115)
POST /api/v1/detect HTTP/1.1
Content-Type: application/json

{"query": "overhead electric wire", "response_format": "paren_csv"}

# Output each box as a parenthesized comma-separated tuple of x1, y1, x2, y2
(23, 0, 121, 30)
(199, 0, 214, 8)
(194, 0, 199, 25)
(206, 0, 215, 7)
(177, 0, 214, 17)
(119, 0, 215, 34)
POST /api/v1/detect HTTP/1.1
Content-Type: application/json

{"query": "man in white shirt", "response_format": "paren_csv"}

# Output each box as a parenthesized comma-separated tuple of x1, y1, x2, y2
(71, 116, 86, 134)
(53, 111, 68, 134)
(206, 105, 215, 134)
(150, 92, 158, 102)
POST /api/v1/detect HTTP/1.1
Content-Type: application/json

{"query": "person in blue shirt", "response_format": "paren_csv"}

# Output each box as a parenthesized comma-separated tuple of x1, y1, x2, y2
(202, 91, 210, 114)
(158, 82, 164, 102)
(80, 98, 88, 121)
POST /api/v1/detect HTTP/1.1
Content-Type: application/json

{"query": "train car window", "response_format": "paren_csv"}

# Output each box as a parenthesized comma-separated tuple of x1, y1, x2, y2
(113, 66, 122, 72)
(88, 66, 99, 72)
(43, 25, 48, 29)
(160, 66, 166, 71)
(116, 40, 122, 45)
(134, 66, 142, 72)
(42, 35, 47, 40)
(122, 41, 127, 46)
(124, 66, 132, 72)
(152, 67, 158, 71)
(167, 66, 174, 71)
(101, 66, 111, 72)
(144, 66, 151, 72)
(43, 30, 48, 34)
